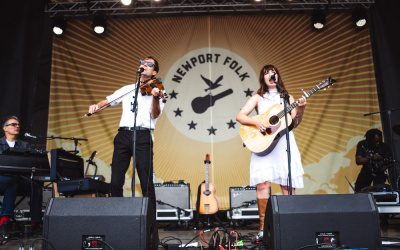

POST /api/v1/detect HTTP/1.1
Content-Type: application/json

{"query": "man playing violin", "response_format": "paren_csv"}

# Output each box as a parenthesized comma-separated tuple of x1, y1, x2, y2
(88, 56, 164, 204)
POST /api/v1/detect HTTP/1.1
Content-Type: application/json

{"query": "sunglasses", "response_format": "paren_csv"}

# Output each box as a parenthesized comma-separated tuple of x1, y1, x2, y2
(5, 123, 20, 127)
(139, 59, 155, 68)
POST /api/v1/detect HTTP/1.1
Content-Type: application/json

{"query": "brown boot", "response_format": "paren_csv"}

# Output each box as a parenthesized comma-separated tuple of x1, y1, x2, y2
(257, 198, 268, 232)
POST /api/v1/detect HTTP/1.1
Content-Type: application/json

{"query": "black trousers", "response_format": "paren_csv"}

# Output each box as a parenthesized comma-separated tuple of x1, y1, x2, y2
(110, 129, 158, 249)
(0, 176, 43, 222)
(110, 130, 155, 200)
(355, 166, 387, 192)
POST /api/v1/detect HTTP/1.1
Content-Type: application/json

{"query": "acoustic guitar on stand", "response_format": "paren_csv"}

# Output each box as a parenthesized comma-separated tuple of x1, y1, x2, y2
(239, 77, 336, 155)
(198, 154, 219, 215)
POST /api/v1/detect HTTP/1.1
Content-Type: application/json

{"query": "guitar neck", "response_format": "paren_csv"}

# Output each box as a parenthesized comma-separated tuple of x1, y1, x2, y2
(277, 85, 320, 118)
(205, 162, 210, 191)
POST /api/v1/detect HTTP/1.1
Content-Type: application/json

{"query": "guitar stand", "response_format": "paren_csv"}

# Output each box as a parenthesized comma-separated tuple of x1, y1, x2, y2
(194, 213, 225, 231)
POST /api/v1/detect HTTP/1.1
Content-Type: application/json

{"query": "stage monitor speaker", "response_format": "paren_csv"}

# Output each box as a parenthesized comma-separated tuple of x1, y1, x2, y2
(44, 197, 157, 250)
(264, 193, 381, 250)
(155, 183, 190, 209)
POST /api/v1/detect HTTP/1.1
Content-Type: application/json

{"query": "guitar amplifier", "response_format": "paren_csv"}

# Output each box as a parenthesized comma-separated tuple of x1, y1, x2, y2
(371, 191, 399, 205)
(155, 182, 192, 220)
(228, 186, 259, 220)
(156, 209, 193, 221)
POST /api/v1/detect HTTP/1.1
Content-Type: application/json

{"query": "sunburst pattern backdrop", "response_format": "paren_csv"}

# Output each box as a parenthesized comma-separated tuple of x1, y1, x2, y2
(47, 14, 380, 209)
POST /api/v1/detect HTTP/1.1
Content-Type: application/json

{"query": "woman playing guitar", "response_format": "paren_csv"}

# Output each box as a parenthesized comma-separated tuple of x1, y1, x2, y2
(235, 64, 307, 243)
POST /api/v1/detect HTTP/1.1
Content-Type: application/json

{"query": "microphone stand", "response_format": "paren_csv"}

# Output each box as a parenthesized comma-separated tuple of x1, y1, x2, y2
(363, 107, 400, 190)
(46, 135, 88, 155)
(130, 70, 142, 197)
(281, 92, 293, 195)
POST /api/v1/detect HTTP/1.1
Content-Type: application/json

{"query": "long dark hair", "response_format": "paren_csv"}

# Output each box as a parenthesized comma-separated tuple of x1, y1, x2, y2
(257, 64, 288, 96)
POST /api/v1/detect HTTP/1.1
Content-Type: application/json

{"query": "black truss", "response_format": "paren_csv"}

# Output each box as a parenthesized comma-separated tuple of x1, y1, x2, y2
(45, 0, 375, 18)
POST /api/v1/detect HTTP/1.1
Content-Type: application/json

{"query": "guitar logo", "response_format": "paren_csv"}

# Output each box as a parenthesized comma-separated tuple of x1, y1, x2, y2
(202, 75, 223, 92)
(192, 75, 233, 114)
(164, 47, 258, 143)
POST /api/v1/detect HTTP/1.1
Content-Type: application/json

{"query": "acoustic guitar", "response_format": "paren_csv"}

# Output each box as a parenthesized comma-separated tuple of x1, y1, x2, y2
(239, 77, 335, 155)
(198, 154, 219, 215)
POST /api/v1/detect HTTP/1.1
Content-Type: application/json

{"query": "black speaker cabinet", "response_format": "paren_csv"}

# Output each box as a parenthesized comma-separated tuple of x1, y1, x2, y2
(264, 194, 381, 250)
(44, 197, 157, 250)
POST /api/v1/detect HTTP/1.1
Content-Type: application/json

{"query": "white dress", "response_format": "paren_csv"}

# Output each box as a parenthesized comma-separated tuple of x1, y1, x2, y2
(249, 91, 304, 188)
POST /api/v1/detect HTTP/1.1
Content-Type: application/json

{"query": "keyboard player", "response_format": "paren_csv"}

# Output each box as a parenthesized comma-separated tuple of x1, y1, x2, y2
(0, 116, 43, 232)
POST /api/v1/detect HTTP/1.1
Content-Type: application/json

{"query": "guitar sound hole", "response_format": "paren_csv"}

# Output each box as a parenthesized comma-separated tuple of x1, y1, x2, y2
(269, 115, 279, 125)
(204, 190, 211, 196)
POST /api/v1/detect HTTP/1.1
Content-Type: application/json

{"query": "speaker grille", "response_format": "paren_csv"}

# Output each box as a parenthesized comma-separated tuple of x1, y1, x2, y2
(155, 183, 190, 209)
(229, 186, 257, 208)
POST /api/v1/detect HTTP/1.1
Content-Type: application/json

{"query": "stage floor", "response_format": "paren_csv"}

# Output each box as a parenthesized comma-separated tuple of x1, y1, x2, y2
(1, 216, 400, 249)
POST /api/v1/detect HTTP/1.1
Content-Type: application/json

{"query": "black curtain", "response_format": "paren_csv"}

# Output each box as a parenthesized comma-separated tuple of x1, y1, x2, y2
(0, 1, 52, 150)
(370, 0, 400, 189)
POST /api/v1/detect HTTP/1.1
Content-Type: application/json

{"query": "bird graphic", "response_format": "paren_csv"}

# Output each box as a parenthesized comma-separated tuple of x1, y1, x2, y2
(201, 75, 223, 92)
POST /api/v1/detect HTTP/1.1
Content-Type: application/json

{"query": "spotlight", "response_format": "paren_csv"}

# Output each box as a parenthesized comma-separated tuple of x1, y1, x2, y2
(92, 15, 107, 35)
(52, 16, 66, 36)
(121, 0, 132, 6)
(311, 9, 326, 30)
(352, 8, 367, 28)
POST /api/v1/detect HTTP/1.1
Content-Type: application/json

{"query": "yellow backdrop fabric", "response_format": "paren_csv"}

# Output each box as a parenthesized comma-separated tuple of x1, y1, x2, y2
(48, 14, 381, 210)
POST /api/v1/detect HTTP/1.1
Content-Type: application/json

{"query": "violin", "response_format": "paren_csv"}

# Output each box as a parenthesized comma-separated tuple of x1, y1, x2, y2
(139, 77, 167, 103)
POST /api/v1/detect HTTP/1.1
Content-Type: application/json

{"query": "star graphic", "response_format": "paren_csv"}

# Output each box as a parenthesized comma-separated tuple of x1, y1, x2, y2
(187, 120, 197, 130)
(207, 126, 217, 135)
(244, 88, 253, 97)
(173, 108, 183, 117)
(227, 119, 236, 129)
(169, 90, 178, 99)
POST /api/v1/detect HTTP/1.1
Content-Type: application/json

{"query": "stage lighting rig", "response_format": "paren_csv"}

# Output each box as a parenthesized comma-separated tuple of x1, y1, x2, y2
(311, 9, 326, 30)
(352, 8, 367, 28)
(52, 16, 66, 36)
(92, 15, 107, 35)
(121, 0, 132, 6)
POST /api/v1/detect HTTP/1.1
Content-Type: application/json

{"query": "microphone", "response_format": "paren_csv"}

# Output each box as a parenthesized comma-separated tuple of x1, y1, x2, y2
(270, 73, 276, 82)
(86, 151, 97, 163)
(24, 132, 38, 139)
(137, 67, 144, 73)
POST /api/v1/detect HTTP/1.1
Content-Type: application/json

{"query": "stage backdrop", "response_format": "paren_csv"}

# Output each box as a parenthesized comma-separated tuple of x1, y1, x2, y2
(48, 13, 381, 210)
